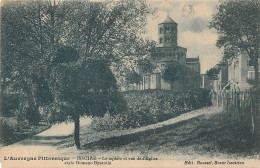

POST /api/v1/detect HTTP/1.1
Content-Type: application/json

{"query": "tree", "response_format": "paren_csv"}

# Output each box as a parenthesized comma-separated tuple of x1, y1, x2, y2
(210, 0, 259, 87)
(126, 71, 142, 84)
(47, 47, 126, 149)
(1, 0, 69, 123)
(1, 0, 154, 148)
(209, 0, 260, 142)
(210, 0, 260, 84)
(137, 58, 154, 74)
(62, 0, 154, 63)
(206, 67, 221, 80)
(111, 38, 156, 88)
(162, 63, 182, 90)
(47, 0, 152, 148)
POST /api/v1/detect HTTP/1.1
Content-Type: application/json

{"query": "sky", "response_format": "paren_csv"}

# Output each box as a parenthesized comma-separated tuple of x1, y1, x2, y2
(144, 0, 223, 74)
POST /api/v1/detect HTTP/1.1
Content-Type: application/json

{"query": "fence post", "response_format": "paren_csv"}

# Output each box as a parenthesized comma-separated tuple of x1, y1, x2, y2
(235, 89, 238, 121)
(250, 89, 255, 133)
(231, 90, 233, 114)
(221, 90, 224, 107)
(216, 91, 219, 107)
(238, 89, 241, 122)
(227, 91, 229, 111)
(242, 91, 244, 115)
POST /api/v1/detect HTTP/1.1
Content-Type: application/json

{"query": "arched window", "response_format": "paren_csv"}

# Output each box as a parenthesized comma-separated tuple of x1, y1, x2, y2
(165, 36, 170, 42)
(160, 27, 163, 34)
(165, 26, 170, 33)
(159, 38, 163, 43)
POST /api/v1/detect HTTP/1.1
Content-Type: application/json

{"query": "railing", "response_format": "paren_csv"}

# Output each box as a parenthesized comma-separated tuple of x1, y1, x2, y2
(211, 89, 259, 134)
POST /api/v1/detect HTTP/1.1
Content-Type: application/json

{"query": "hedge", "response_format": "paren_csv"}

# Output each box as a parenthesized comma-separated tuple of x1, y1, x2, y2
(91, 89, 212, 131)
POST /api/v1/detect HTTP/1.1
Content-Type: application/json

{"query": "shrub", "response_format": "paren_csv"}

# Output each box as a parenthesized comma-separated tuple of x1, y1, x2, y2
(91, 113, 124, 131)
(91, 89, 211, 131)
(0, 116, 50, 146)
(1, 94, 19, 117)
(0, 117, 18, 145)
(25, 106, 41, 125)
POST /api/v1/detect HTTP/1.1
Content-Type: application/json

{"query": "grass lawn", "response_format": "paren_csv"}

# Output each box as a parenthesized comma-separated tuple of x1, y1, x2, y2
(55, 109, 259, 159)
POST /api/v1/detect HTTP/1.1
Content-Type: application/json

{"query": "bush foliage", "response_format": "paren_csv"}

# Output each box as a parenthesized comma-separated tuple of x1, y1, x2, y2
(91, 89, 212, 131)
(0, 117, 49, 146)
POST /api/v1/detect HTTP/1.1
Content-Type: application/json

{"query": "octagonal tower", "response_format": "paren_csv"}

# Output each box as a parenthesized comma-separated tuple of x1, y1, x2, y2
(157, 15, 178, 47)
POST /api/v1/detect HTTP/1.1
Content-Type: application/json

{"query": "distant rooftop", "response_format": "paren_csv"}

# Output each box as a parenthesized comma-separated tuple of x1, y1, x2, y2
(186, 57, 200, 63)
(157, 57, 175, 62)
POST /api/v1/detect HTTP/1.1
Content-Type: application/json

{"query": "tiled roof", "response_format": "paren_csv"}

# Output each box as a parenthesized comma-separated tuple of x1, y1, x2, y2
(157, 57, 175, 62)
(160, 15, 177, 24)
(186, 57, 199, 63)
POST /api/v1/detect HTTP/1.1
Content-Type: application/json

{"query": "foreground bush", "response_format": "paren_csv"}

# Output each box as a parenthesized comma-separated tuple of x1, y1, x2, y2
(0, 117, 50, 146)
(91, 89, 211, 131)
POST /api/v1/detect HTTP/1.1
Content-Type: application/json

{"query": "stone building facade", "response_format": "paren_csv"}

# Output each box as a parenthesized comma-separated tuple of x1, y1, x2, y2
(135, 15, 201, 90)
(228, 53, 260, 90)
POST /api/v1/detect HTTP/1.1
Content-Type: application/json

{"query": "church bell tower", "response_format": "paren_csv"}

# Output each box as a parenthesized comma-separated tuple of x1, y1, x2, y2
(157, 15, 178, 47)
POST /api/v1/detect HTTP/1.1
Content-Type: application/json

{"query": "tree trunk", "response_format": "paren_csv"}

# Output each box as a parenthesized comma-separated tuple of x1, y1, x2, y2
(73, 114, 80, 149)
(37, 1, 44, 55)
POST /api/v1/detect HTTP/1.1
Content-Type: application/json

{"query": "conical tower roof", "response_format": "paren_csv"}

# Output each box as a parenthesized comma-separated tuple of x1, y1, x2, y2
(160, 15, 177, 24)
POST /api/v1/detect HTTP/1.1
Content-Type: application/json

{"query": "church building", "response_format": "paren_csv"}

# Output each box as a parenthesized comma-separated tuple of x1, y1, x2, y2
(135, 15, 201, 90)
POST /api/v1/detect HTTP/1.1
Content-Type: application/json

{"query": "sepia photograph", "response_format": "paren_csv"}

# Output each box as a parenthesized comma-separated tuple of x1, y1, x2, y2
(0, 0, 259, 167)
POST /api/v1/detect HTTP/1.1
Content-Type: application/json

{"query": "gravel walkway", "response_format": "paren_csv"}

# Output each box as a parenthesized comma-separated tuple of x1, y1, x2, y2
(0, 106, 221, 156)
(77, 106, 223, 145)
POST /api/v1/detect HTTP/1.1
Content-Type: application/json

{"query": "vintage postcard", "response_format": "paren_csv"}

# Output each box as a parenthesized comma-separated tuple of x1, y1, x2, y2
(0, 0, 259, 167)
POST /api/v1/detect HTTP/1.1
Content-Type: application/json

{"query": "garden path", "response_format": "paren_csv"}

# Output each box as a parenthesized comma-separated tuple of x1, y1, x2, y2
(0, 106, 221, 161)
(121, 106, 222, 135)
(77, 106, 222, 147)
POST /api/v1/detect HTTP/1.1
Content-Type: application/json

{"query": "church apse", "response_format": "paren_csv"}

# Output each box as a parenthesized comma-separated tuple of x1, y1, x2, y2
(134, 15, 201, 91)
